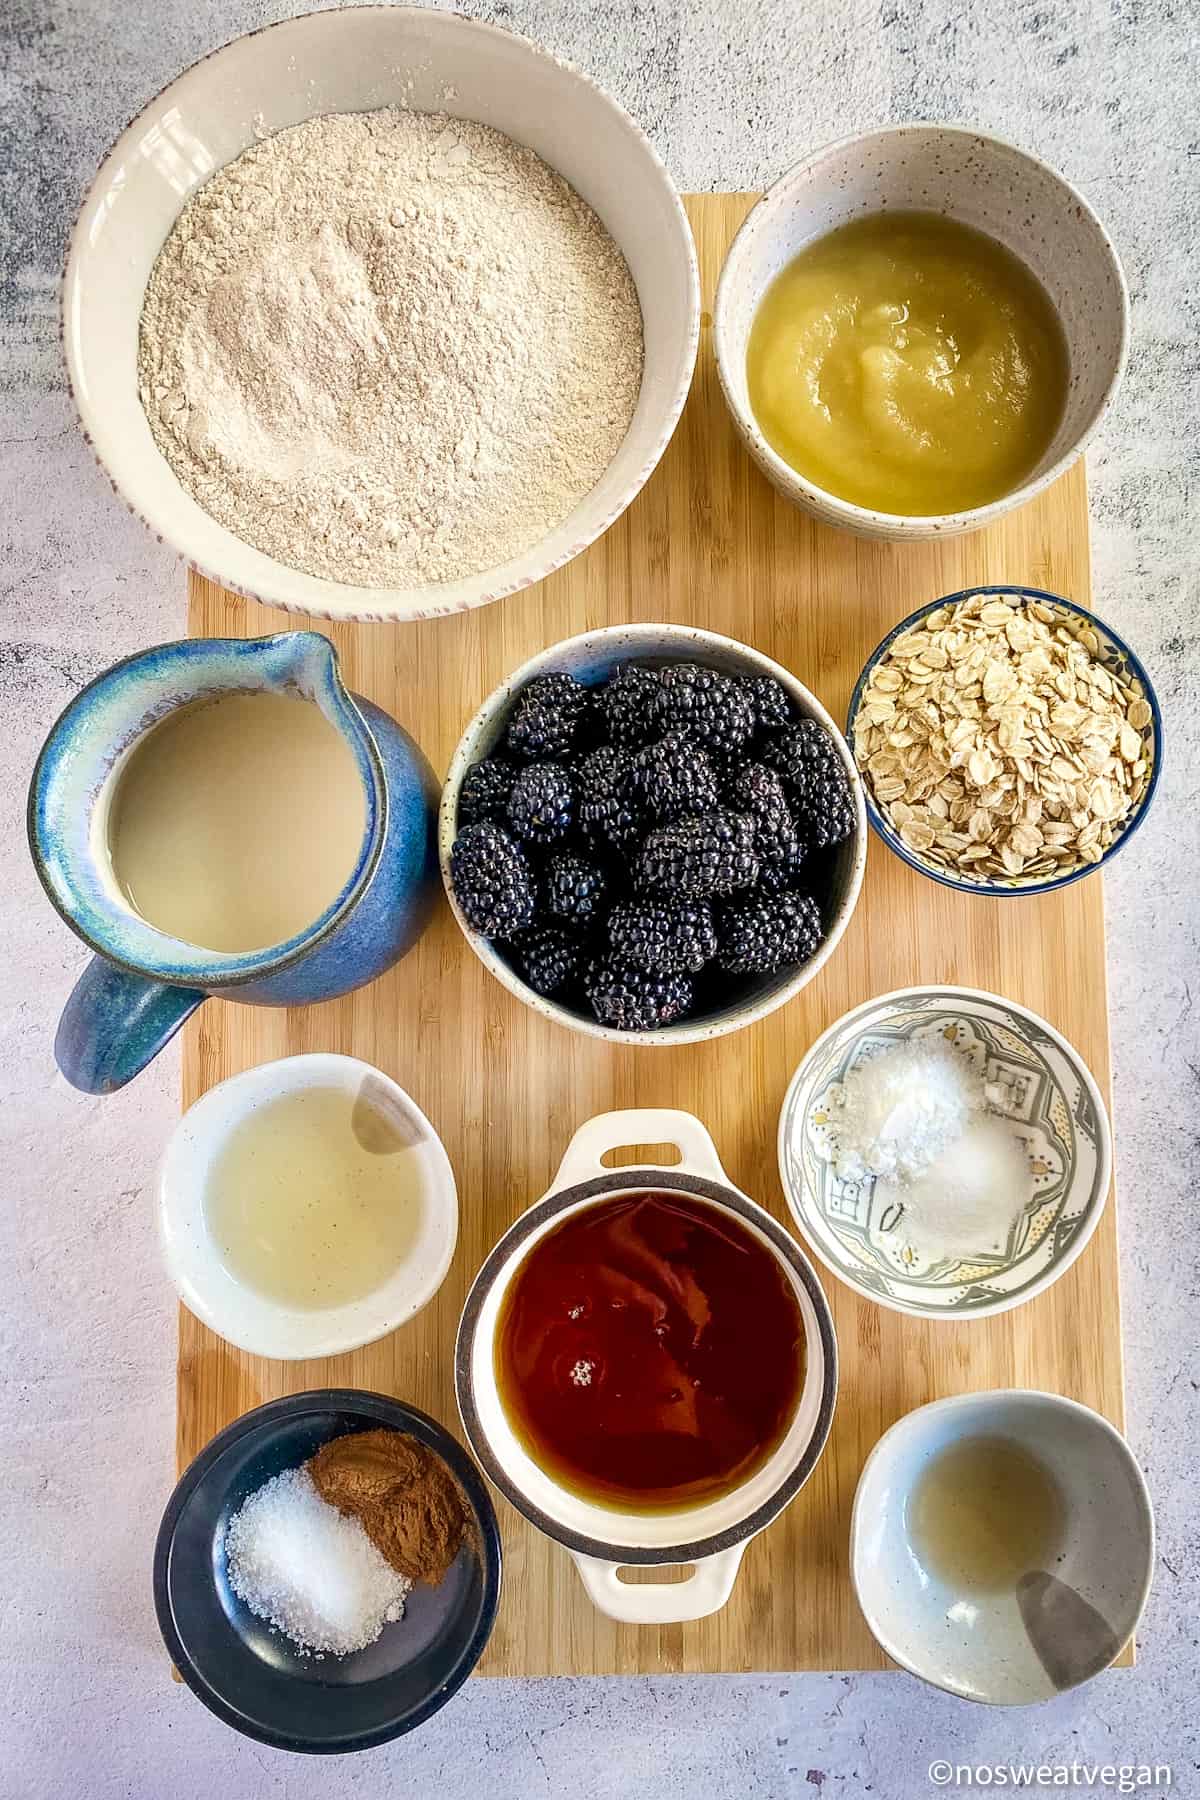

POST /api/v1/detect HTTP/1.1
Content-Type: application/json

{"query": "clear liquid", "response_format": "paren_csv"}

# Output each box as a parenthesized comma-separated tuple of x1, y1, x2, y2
(204, 1083, 428, 1310)
(909, 1435, 1068, 1592)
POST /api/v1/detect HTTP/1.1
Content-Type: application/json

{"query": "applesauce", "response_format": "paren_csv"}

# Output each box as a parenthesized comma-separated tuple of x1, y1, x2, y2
(746, 211, 1069, 516)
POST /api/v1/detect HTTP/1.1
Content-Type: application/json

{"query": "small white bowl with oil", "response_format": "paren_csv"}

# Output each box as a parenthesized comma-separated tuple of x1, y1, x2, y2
(851, 1390, 1154, 1704)
(159, 1053, 458, 1360)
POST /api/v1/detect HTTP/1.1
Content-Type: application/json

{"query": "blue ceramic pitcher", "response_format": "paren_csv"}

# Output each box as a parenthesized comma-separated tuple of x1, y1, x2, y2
(29, 632, 438, 1094)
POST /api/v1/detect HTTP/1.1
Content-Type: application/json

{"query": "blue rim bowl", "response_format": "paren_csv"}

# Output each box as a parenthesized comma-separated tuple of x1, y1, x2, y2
(846, 585, 1163, 897)
(154, 1390, 501, 1754)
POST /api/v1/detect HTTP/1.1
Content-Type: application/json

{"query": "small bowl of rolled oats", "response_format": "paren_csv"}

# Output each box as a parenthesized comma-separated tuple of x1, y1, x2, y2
(848, 586, 1161, 894)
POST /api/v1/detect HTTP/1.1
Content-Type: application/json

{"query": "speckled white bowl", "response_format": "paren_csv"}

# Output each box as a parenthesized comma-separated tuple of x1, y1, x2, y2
(714, 124, 1128, 541)
(63, 6, 699, 623)
(777, 985, 1112, 1319)
(439, 625, 868, 1046)
(852, 1390, 1154, 1704)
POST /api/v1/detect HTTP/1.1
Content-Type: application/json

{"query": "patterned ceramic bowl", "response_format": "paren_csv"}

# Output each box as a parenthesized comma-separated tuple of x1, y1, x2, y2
(714, 125, 1127, 541)
(777, 986, 1112, 1320)
(847, 586, 1162, 897)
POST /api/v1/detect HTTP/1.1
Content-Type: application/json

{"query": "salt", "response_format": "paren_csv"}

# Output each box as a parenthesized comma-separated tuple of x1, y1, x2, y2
(830, 1037, 986, 1184)
(875, 1115, 1034, 1269)
(224, 1465, 410, 1656)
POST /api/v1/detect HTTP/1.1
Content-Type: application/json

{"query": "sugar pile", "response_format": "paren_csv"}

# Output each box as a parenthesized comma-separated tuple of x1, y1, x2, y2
(874, 1115, 1034, 1269)
(819, 1033, 1036, 1272)
(830, 1037, 986, 1184)
(224, 1465, 410, 1655)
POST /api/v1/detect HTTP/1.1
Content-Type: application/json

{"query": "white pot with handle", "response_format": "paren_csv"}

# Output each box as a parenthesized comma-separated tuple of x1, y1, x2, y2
(455, 1108, 838, 1624)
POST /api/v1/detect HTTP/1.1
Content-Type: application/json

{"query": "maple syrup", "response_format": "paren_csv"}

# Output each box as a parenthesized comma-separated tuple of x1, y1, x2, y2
(495, 1192, 805, 1511)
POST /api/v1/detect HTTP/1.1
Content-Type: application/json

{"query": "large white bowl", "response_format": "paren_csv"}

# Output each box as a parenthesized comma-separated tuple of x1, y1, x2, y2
(63, 7, 699, 623)
(714, 125, 1128, 542)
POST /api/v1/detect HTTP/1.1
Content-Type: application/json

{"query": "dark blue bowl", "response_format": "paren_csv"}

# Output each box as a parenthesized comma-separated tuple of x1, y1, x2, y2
(154, 1390, 501, 1754)
(847, 585, 1163, 897)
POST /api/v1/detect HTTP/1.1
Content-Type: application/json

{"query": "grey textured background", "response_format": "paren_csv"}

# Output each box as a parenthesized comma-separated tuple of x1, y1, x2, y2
(2, 2, 1197, 1795)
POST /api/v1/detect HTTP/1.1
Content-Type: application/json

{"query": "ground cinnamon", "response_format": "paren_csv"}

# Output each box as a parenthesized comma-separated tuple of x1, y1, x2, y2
(310, 1429, 469, 1586)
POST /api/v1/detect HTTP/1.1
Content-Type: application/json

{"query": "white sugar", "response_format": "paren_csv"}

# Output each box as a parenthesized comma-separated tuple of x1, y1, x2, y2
(224, 1464, 410, 1656)
(830, 1037, 985, 1184)
(875, 1115, 1034, 1267)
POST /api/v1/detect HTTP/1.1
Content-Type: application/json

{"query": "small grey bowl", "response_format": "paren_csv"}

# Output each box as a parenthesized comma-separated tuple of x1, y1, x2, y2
(439, 624, 867, 1046)
(714, 124, 1128, 542)
(851, 1390, 1154, 1704)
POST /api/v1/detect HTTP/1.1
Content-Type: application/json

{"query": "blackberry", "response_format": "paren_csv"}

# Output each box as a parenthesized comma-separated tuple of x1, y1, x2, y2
(599, 663, 662, 748)
(758, 839, 811, 895)
(630, 732, 721, 823)
(637, 810, 759, 900)
(716, 891, 823, 976)
(607, 897, 717, 976)
(458, 756, 518, 825)
(543, 850, 607, 926)
(763, 720, 857, 848)
(449, 822, 536, 939)
(803, 776, 858, 852)
(724, 761, 807, 889)
(652, 663, 755, 758)
(576, 745, 642, 851)
(506, 763, 575, 845)
(585, 956, 694, 1031)
(512, 925, 585, 998)
(505, 672, 593, 760)
(740, 674, 795, 736)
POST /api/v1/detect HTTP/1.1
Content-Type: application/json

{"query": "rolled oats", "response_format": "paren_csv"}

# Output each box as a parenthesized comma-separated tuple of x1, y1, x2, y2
(854, 593, 1155, 885)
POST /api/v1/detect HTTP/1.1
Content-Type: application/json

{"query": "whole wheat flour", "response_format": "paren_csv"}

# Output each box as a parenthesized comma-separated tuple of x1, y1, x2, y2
(138, 110, 644, 588)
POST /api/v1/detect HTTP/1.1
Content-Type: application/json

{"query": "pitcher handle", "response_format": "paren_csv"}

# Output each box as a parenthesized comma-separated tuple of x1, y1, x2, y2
(54, 957, 205, 1095)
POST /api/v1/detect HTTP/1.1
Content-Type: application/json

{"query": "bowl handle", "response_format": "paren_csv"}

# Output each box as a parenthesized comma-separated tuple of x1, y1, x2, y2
(569, 1545, 745, 1623)
(549, 1108, 729, 1192)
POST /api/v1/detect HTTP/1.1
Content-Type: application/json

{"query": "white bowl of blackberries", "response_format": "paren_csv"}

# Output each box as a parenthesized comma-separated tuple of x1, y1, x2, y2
(439, 626, 867, 1043)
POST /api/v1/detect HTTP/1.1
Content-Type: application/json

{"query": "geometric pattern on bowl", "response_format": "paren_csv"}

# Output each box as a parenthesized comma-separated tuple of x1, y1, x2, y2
(778, 987, 1110, 1318)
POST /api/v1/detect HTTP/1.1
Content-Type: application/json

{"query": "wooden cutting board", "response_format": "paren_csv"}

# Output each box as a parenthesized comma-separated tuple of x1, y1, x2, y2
(179, 194, 1126, 1676)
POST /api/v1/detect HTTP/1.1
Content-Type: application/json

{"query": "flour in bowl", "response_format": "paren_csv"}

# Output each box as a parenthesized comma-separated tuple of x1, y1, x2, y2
(138, 109, 644, 587)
